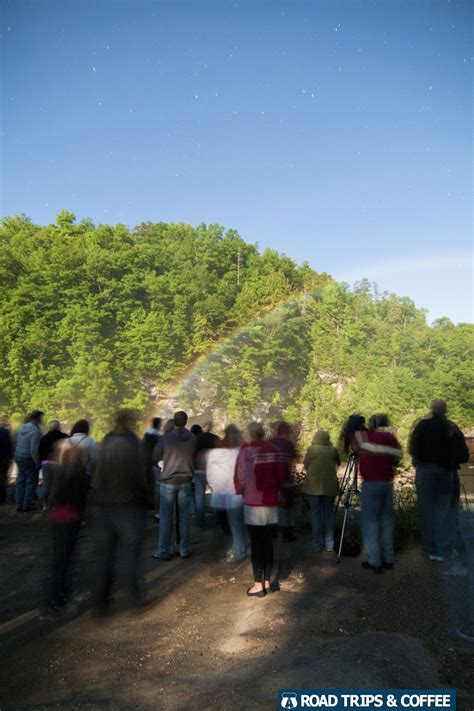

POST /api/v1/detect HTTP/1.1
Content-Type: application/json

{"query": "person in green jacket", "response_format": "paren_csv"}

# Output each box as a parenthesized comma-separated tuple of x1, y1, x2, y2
(303, 430, 341, 552)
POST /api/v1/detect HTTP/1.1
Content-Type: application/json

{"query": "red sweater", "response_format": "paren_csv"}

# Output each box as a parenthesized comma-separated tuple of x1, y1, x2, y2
(234, 441, 283, 507)
(358, 430, 401, 482)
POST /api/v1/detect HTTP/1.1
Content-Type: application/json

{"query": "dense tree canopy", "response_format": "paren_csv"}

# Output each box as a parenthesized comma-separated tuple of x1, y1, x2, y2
(1, 212, 472, 452)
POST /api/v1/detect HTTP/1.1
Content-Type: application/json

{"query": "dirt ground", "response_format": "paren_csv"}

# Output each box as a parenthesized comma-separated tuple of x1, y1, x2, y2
(0, 504, 473, 711)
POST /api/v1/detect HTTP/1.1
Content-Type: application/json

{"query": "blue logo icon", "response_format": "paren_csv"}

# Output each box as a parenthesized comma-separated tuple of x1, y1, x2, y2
(281, 692, 298, 709)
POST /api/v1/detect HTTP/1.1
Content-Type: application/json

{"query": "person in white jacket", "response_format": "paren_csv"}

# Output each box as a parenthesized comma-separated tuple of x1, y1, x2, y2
(206, 425, 246, 562)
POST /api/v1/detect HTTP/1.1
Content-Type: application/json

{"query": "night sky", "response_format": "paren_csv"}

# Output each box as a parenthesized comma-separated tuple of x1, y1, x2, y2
(1, 0, 472, 323)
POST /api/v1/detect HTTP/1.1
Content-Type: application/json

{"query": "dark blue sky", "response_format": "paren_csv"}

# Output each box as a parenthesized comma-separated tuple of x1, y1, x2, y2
(1, 0, 472, 322)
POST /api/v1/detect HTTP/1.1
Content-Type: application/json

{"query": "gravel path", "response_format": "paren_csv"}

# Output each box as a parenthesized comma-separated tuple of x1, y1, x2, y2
(0, 504, 473, 710)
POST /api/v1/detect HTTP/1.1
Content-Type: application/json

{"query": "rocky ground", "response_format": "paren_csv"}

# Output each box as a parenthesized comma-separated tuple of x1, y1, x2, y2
(0, 503, 473, 711)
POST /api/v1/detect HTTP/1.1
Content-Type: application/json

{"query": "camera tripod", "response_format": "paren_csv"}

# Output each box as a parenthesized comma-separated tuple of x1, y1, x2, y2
(335, 451, 359, 562)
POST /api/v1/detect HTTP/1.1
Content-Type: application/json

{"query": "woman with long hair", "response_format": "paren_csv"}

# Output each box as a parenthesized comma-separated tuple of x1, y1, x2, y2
(235, 422, 283, 597)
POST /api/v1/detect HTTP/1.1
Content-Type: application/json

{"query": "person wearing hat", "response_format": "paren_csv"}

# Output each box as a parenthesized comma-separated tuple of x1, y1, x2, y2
(303, 430, 341, 552)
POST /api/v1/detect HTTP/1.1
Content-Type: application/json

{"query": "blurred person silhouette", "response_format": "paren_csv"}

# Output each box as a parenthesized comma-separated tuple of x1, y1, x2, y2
(356, 414, 402, 573)
(193, 419, 220, 530)
(69, 419, 99, 488)
(235, 422, 283, 597)
(206, 424, 246, 562)
(189, 424, 203, 526)
(409, 399, 468, 562)
(340, 413, 367, 453)
(0, 417, 13, 504)
(14, 410, 44, 512)
(268, 421, 297, 543)
(92, 409, 149, 613)
(302, 429, 341, 552)
(163, 419, 175, 434)
(152, 410, 196, 560)
(41, 430, 89, 619)
(39, 420, 69, 511)
(456, 496, 474, 642)
(142, 417, 162, 513)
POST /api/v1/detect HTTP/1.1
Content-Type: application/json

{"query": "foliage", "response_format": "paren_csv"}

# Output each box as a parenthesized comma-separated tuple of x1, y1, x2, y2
(1, 213, 472, 446)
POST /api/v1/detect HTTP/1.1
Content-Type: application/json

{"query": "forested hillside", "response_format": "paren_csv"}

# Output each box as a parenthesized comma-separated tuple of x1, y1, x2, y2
(1, 211, 472, 447)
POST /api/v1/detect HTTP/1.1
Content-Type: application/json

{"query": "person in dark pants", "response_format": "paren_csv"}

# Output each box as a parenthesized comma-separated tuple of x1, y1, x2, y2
(409, 399, 469, 562)
(142, 416, 162, 511)
(14, 410, 44, 511)
(235, 422, 283, 597)
(0, 418, 13, 504)
(193, 420, 220, 529)
(92, 409, 149, 614)
(42, 435, 89, 618)
(268, 421, 297, 543)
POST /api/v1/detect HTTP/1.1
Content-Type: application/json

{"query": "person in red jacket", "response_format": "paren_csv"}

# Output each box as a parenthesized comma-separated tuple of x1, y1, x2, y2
(355, 413, 402, 573)
(235, 422, 283, 597)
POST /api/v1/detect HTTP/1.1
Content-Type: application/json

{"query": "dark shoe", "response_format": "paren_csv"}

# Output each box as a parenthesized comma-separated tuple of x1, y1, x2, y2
(152, 553, 171, 561)
(133, 594, 157, 609)
(265, 581, 280, 593)
(40, 601, 78, 620)
(361, 561, 383, 574)
(180, 552, 192, 559)
(247, 587, 266, 598)
(383, 562, 394, 570)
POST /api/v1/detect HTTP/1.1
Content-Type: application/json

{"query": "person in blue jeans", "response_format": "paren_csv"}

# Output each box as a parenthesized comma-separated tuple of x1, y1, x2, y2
(302, 430, 340, 552)
(14, 410, 44, 512)
(356, 414, 402, 573)
(153, 411, 196, 560)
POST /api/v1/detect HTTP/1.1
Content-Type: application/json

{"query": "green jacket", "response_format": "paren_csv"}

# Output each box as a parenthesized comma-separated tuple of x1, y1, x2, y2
(302, 430, 341, 497)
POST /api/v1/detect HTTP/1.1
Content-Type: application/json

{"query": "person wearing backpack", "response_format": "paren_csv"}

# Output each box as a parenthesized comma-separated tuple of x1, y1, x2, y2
(302, 430, 341, 552)
(69, 420, 99, 487)
(42, 434, 89, 619)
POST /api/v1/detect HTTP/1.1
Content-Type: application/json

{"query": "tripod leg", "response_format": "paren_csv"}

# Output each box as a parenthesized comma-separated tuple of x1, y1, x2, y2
(334, 457, 353, 516)
(337, 462, 358, 563)
(337, 507, 349, 561)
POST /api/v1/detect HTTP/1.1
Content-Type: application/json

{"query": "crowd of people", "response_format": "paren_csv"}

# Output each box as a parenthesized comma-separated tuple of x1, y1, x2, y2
(0, 400, 471, 640)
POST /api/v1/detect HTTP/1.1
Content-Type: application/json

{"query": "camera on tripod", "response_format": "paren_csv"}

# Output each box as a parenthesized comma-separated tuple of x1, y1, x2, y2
(334, 414, 367, 560)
